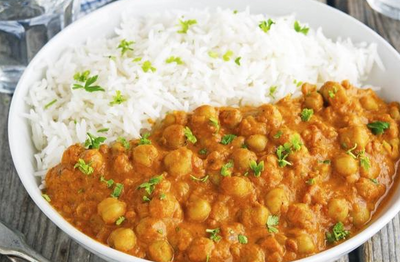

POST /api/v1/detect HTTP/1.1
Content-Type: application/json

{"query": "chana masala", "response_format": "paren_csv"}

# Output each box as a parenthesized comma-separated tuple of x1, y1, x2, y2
(43, 81, 400, 262)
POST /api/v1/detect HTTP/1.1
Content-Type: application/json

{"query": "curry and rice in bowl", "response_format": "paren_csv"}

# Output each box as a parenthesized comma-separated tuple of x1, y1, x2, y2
(23, 7, 400, 262)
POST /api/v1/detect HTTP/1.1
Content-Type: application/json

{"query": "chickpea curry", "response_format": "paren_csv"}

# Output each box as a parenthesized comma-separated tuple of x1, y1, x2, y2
(43, 80, 400, 262)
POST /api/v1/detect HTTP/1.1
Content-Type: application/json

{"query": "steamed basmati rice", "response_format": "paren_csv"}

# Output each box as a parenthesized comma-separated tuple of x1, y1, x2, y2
(26, 8, 381, 180)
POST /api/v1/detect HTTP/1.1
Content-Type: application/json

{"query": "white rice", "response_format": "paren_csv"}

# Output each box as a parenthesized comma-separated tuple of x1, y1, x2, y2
(26, 8, 382, 180)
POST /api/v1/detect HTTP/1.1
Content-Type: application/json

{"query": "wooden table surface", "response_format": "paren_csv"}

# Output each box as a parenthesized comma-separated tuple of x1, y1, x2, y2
(1, 0, 400, 261)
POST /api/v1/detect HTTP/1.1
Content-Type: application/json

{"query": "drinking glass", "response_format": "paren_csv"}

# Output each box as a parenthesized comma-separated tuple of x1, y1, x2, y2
(0, 0, 80, 94)
(367, 0, 400, 20)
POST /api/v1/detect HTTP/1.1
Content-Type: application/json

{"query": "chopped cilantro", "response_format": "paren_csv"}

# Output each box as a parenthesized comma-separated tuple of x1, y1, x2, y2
(166, 56, 184, 65)
(143, 195, 151, 202)
(269, 86, 278, 99)
(276, 143, 292, 167)
(346, 143, 358, 159)
(222, 50, 234, 61)
(111, 183, 124, 198)
(370, 178, 379, 185)
(72, 71, 105, 92)
(137, 175, 163, 195)
(326, 222, 350, 244)
(74, 159, 94, 175)
(139, 133, 151, 145)
(306, 178, 315, 185)
(273, 130, 283, 139)
(117, 137, 130, 149)
(267, 215, 279, 233)
(110, 90, 127, 106)
(294, 21, 309, 35)
(115, 216, 125, 225)
(221, 134, 237, 145)
(199, 148, 208, 155)
(367, 121, 390, 135)
(184, 126, 197, 143)
(238, 234, 248, 244)
(142, 60, 157, 73)
(117, 39, 134, 56)
(97, 128, 109, 133)
(100, 176, 114, 188)
(209, 117, 220, 132)
(42, 194, 51, 202)
(221, 161, 234, 176)
(178, 19, 197, 34)
(206, 228, 222, 242)
(359, 150, 371, 170)
(84, 133, 106, 149)
(208, 51, 219, 59)
(259, 19, 275, 33)
(301, 108, 314, 122)
(159, 193, 166, 200)
(235, 57, 241, 66)
(249, 160, 264, 177)
(44, 99, 57, 109)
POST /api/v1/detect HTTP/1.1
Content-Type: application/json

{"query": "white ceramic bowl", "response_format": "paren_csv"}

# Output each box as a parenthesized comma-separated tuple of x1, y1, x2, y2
(8, 0, 400, 261)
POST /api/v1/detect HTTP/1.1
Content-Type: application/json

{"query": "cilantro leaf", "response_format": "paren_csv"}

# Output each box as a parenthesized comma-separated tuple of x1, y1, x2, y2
(142, 60, 157, 73)
(273, 130, 283, 139)
(100, 176, 114, 188)
(259, 19, 275, 33)
(184, 126, 197, 143)
(206, 228, 222, 242)
(267, 215, 279, 233)
(139, 133, 151, 145)
(208, 51, 219, 58)
(294, 21, 309, 35)
(84, 133, 106, 149)
(221, 134, 237, 145)
(238, 234, 248, 244)
(137, 175, 163, 195)
(111, 183, 124, 198)
(74, 159, 94, 175)
(199, 148, 208, 155)
(269, 86, 278, 99)
(178, 19, 197, 34)
(42, 194, 51, 202)
(221, 161, 234, 176)
(117, 39, 134, 56)
(326, 222, 350, 244)
(209, 117, 220, 132)
(115, 216, 125, 225)
(166, 56, 184, 65)
(110, 90, 127, 106)
(222, 50, 234, 61)
(117, 137, 130, 149)
(72, 71, 105, 92)
(235, 57, 241, 66)
(367, 121, 390, 135)
(301, 108, 314, 122)
(249, 160, 264, 177)
(44, 99, 57, 109)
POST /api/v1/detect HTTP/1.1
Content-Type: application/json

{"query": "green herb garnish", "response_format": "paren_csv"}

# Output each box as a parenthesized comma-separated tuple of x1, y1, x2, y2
(117, 39, 134, 56)
(301, 108, 314, 122)
(142, 60, 157, 73)
(235, 57, 241, 66)
(306, 178, 315, 185)
(367, 121, 390, 135)
(221, 161, 234, 176)
(238, 234, 248, 244)
(166, 56, 184, 65)
(184, 126, 197, 143)
(249, 160, 264, 177)
(276, 143, 292, 168)
(137, 175, 163, 195)
(115, 216, 125, 225)
(74, 159, 94, 175)
(259, 19, 275, 33)
(143, 195, 151, 202)
(221, 134, 237, 145)
(269, 86, 278, 99)
(111, 183, 124, 198)
(44, 99, 57, 109)
(326, 222, 350, 243)
(178, 19, 197, 34)
(97, 128, 109, 133)
(370, 178, 379, 185)
(267, 215, 279, 233)
(199, 148, 208, 155)
(84, 133, 106, 149)
(110, 90, 127, 106)
(222, 50, 234, 61)
(291, 134, 303, 151)
(346, 143, 358, 159)
(294, 21, 309, 35)
(209, 117, 220, 132)
(273, 130, 283, 139)
(117, 137, 130, 149)
(72, 71, 105, 92)
(159, 193, 166, 200)
(139, 133, 151, 145)
(133, 57, 142, 62)
(359, 150, 371, 170)
(206, 228, 222, 242)
(100, 176, 114, 188)
(42, 194, 51, 202)
(208, 51, 219, 59)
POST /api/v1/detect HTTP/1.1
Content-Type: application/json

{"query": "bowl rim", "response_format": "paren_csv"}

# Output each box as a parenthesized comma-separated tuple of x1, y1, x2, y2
(8, 0, 400, 261)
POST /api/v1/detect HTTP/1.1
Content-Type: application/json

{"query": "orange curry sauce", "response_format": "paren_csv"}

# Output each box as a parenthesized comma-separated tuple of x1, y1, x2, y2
(43, 81, 400, 262)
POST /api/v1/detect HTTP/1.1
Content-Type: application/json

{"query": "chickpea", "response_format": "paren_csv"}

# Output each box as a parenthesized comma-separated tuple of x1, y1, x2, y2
(80, 149, 104, 172)
(61, 144, 84, 164)
(333, 153, 358, 177)
(287, 204, 315, 229)
(220, 176, 253, 198)
(246, 135, 268, 152)
(304, 92, 324, 112)
(328, 198, 348, 222)
(136, 217, 166, 243)
(319, 81, 348, 106)
(148, 240, 174, 262)
(220, 108, 243, 128)
(133, 145, 158, 167)
(108, 228, 137, 252)
(360, 95, 379, 111)
(265, 188, 289, 215)
(296, 235, 315, 254)
(352, 203, 370, 227)
(163, 111, 187, 126)
(186, 198, 211, 222)
(187, 237, 215, 262)
(210, 202, 230, 222)
(240, 244, 265, 262)
(164, 148, 193, 177)
(113, 153, 132, 173)
(221, 223, 245, 243)
(355, 178, 381, 201)
(256, 104, 283, 129)
(193, 105, 218, 120)
(231, 148, 257, 172)
(238, 116, 267, 136)
(97, 198, 127, 224)
(339, 126, 370, 150)
(149, 193, 180, 219)
(160, 124, 186, 149)
(169, 227, 193, 251)
(240, 203, 269, 227)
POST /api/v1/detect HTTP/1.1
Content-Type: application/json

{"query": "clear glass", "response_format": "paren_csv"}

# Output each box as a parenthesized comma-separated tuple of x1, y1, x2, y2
(0, 0, 80, 94)
(367, 0, 400, 20)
